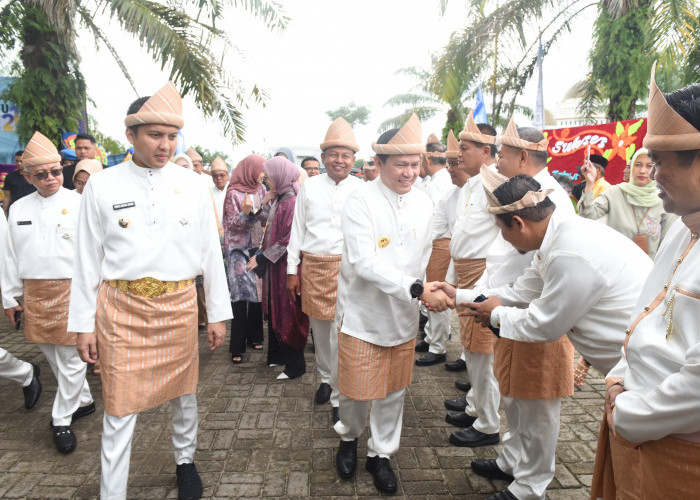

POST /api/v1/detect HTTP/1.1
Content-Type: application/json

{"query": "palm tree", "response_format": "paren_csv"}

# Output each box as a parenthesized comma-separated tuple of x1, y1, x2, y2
(0, 0, 288, 143)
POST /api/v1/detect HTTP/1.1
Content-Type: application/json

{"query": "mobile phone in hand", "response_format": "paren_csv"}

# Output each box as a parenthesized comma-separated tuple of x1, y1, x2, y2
(14, 310, 21, 330)
(473, 295, 500, 337)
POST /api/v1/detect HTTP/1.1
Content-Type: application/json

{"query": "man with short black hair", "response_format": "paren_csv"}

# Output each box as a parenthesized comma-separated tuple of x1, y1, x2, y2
(578, 153, 611, 201)
(67, 133, 98, 190)
(301, 157, 321, 177)
(3, 150, 35, 214)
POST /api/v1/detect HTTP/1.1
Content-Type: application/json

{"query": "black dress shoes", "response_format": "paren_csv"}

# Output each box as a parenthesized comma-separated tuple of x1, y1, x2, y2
(176, 462, 203, 500)
(484, 489, 518, 500)
(336, 439, 357, 479)
(450, 427, 500, 447)
(51, 424, 76, 454)
(445, 412, 477, 428)
(71, 402, 96, 423)
(23, 363, 41, 409)
(414, 340, 429, 352)
(471, 458, 515, 482)
(365, 455, 397, 494)
(444, 394, 467, 412)
(332, 407, 340, 424)
(315, 383, 332, 404)
(455, 380, 471, 392)
(415, 352, 446, 366)
(445, 358, 467, 372)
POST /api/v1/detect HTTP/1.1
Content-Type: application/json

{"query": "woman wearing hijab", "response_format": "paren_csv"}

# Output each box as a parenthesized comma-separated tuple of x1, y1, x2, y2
(173, 153, 194, 170)
(72, 159, 103, 195)
(578, 148, 676, 259)
(247, 156, 309, 379)
(223, 155, 274, 363)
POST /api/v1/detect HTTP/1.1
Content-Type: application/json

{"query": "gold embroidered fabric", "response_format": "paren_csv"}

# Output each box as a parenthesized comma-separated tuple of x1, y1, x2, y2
(107, 277, 194, 298)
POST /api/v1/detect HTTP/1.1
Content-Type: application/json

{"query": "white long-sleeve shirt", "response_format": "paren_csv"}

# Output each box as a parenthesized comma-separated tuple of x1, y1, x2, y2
(67, 161, 232, 332)
(210, 182, 228, 223)
(609, 215, 700, 443)
(2, 188, 81, 308)
(286, 173, 363, 275)
(426, 168, 453, 208)
(474, 209, 652, 375)
(336, 179, 433, 346)
(432, 185, 461, 241)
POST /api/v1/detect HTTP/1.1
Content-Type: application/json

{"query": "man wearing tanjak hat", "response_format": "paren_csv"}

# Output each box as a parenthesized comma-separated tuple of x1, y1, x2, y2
(2, 131, 95, 455)
(69, 82, 232, 500)
(415, 133, 454, 367)
(286, 117, 363, 420)
(333, 114, 453, 493)
(590, 64, 700, 499)
(436, 170, 650, 499)
(209, 156, 229, 224)
(441, 113, 502, 448)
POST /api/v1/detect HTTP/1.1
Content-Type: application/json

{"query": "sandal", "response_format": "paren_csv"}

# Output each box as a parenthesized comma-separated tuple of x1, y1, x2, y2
(231, 354, 243, 364)
(251, 343, 263, 351)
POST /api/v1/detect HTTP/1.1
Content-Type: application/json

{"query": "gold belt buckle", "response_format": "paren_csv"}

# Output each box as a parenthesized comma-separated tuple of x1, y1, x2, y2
(128, 277, 167, 298)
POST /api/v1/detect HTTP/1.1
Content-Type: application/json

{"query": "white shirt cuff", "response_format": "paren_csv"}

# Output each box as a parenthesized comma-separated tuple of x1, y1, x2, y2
(456, 289, 478, 305)
(490, 305, 504, 328)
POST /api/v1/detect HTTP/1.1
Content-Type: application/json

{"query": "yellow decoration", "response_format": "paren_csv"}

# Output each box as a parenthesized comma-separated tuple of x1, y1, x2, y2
(61, 208, 68, 214)
(118, 218, 130, 228)
(107, 277, 194, 298)
(378, 236, 390, 248)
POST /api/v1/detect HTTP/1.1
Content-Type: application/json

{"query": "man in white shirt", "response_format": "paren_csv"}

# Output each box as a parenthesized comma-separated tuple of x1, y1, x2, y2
(286, 117, 364, 422)
(333, 114, 452, 494)
(70, 83, 232, 500)
(209, 156, 229, 224)
(591, 66, 700, 499)
(416, 134, 455, 366)
(362, 159, 379, 182)
(2, 131, 95, 455)
(442, 173, 651, 500)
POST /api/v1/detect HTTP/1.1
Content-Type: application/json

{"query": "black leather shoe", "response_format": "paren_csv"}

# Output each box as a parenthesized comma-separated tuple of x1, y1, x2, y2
(444, 395, 467, 412)
(445, 358, 467, 372)
(418, 312, 428, 332)
(335, 439, 357, 479)
(415, 352, 446, 366)
(445, 412, 476, 428)
(365, 455, 397, 493)
(176, 462, 203, 500)
(71, 402, 96, 423)
(484, 489, 518, 500)
(414, 340, 430, 352)
(332, 407, 340, 424)
(51, 424, 76, 454)
(315, 383, 332, 404)
(471, 459, 515, 482)
(23, 363, 41, 409)
(450, 427, 500, 447)
(455, 380, 471, 392)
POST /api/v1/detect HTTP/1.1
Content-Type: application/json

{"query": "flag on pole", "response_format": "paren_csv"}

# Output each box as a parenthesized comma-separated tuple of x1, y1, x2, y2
(533, 43, 545, 129)
(473, 85, 488, 123)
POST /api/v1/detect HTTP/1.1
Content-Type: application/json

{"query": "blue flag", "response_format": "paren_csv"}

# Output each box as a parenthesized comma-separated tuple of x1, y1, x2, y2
(473, 86, 488, 123)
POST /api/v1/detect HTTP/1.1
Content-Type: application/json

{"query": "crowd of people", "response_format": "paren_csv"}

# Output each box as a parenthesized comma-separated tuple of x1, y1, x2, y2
(0, 64, 698, 500)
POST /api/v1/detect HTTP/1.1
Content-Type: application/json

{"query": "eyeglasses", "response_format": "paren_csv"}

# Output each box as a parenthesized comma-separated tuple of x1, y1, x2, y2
(30, 168, 63, 180)
(212, 173, 228, 179)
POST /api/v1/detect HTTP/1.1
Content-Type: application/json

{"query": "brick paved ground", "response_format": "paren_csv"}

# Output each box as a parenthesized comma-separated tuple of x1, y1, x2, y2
(0, 315, 602, 499)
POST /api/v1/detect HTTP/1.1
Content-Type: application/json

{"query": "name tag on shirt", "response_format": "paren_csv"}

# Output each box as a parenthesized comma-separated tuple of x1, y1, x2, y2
(16, 221, 32, 225)
(113, 202, 136, 211)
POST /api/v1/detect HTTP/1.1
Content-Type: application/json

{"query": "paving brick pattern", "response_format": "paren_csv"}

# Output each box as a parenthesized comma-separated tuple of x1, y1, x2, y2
(0, 315, 602, 498)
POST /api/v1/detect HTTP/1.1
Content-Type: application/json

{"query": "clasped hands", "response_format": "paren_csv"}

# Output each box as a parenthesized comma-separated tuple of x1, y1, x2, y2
(421, 282, 502, 326)
(418, 282, 454, 312)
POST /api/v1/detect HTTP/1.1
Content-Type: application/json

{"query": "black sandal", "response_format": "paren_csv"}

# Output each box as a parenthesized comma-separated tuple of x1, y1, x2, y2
(231, 354, 243, 364)
(251, 343, 263, 351)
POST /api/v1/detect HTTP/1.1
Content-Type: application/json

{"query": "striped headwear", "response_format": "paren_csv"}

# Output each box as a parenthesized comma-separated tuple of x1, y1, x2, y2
(372, 113, 426, 155)
(445, 130, 459, 159)
(498, 117, 548, 152)
(124, 82, 184, 129)
(480, 165, 553, 214)
(210, 157, 228, 173)
(320, 117, 360, 152)
(22, 131, 61, 168)
(459, 111, 496, 145)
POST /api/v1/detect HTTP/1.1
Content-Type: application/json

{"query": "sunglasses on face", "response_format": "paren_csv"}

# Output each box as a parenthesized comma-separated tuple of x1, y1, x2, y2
(30, 168, 63, 180)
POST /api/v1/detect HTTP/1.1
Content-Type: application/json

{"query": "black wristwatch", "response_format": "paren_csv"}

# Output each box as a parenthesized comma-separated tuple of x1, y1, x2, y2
(410, 279, 424, 299)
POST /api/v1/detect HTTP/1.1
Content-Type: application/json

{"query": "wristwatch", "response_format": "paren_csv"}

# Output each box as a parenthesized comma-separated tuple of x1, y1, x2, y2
(410, 279, 424, 299)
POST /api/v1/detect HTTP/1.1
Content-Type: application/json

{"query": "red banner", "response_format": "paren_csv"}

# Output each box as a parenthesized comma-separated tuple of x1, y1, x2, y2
(543, 118, 647, 185)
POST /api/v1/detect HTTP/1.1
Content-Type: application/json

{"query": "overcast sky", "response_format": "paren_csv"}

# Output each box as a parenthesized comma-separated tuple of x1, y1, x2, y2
(78, 0, 596, 166)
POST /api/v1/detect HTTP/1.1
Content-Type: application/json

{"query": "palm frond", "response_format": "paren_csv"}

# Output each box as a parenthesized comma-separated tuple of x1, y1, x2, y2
(378, 107, 442, 133)
(647, 0, 700, 67)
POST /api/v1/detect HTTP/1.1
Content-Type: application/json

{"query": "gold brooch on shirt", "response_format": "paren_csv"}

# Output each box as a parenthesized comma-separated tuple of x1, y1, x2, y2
(378, 236, 390, 248)
(118, 218, 130, 228)
(61, 208, 68, 214)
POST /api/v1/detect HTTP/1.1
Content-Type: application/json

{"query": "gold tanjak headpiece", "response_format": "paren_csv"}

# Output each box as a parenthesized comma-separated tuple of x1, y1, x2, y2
(124, 82, 184, 129)
(23, 131, 61, 168)
(459, 111, 496, 145)
(643, 62, 700, 151)
(320, 117, 359, 152)
(445, 129, 459, 159)
(498, 117, 548, 152)
(186, 147, 202, 162)
(480, 165, 553, 214)
(210, 157, 228, 173)
(372, 113, 426, 155)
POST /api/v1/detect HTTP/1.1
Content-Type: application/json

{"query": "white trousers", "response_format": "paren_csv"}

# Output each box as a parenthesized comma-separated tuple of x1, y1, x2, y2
(334, 388, 406, 458)
(310, 317, 339, 407)
(463, 351, 500, 434)
(38, 344, 92, 426)
(424, 309, 450, 354)
(496, 395, 562, 500)
(0, 347, 34, 386)
(100, 394, 198, 500)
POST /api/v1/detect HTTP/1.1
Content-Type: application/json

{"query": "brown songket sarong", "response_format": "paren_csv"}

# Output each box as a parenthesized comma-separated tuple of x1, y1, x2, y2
(338, 332, 415, 401)
(453, 258, 494, 353)
(300, 252, 342, 321)
(23, 279, 74, 345)
(425, 238, 451, 282)
(95, 281, 198, 417)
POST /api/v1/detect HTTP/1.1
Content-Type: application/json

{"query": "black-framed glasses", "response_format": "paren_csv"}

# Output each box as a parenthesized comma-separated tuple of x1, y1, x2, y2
(30, 168, 63, 180)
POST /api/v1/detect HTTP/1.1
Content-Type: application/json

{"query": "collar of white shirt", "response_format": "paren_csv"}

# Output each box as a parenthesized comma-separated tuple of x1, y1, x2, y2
(377, 178, 411, 209)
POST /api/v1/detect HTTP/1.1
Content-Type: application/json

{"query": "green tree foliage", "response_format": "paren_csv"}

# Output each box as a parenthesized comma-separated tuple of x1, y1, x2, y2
(195, 147, 231, 167)
(0, 4, 86, 144)
(326, 102, 371, 128)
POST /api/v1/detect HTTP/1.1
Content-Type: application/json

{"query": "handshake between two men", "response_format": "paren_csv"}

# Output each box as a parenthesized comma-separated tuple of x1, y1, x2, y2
(420, 282, 503, 328)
